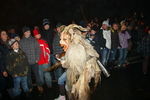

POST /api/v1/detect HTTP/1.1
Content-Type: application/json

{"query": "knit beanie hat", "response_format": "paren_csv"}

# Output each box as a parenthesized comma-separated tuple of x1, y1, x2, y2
(33, 28, 40, 36)
(91, 25, 99, 31)
(22, 26, 30, 33)
(102, 20, 109, 26)
(56, 23, 62, 28)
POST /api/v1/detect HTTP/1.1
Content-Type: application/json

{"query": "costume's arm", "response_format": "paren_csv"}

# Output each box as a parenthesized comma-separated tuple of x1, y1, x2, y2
(60, 56, 69, 68)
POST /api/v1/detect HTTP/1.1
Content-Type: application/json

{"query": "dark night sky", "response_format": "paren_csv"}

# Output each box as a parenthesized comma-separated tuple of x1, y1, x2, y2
(0, 0, 149, 27)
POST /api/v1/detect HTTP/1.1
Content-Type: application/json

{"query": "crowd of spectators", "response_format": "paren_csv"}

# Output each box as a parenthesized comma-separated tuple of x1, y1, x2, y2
(0, 13, 149, 100)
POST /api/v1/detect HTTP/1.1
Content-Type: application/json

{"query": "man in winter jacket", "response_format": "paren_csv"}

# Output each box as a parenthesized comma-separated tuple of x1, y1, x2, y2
(94, 20, 111, 66)
(20, 26, 41, 92)
(41, 19, 55, 77)
(109, 23, 120, 67)
(41, 19, 54, 53)
(52, 24, 65, 80)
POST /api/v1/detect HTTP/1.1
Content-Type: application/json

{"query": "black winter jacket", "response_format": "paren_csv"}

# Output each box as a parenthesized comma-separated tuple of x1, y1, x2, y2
(41, 29, 54, 53)
(111, 30, 120, 49)
(93, 29, 106, 54)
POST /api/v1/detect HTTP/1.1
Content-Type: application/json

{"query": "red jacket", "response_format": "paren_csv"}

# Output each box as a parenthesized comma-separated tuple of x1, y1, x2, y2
(37, 39, 50, 65)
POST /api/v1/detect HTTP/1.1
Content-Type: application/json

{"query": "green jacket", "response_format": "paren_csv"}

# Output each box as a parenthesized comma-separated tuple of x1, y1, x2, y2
(6, 49, 29, 77)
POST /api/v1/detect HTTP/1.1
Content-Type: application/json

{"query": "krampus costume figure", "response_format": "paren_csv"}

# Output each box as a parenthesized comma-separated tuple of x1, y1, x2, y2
(59, 24, 101, 100)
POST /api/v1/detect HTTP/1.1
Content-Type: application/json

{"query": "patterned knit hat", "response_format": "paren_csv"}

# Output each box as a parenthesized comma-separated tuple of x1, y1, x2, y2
(42, 18, 50, 26)
(8, 39, 18, 46)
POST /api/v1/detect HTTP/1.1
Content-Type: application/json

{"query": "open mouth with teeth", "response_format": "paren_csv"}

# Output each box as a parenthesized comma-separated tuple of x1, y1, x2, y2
(60, 44, 68, 52)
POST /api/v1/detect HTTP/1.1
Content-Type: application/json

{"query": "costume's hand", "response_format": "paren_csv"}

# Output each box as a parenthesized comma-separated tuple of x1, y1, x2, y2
(55, 54, 59, 59)
(118, 46, 121, 49)
(36, 60, 39, 63)
(43, 68, 49, 71)
(60, 57, 65, 65)
(3, 71, 8, 77)
(56, 54, 61, 61)
(14, 74, 18, 77)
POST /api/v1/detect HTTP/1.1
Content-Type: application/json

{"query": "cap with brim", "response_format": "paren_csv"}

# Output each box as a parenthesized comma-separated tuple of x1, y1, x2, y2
(8, 39, 18, 47)
(43, 21, 50, 26)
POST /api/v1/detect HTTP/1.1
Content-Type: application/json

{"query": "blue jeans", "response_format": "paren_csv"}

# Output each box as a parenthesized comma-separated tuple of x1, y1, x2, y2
(118, 48, 128, 65)
(27, 63, 40, 89)
(39, 64, 52, 87)
(53, 57, 63, 80)
(13, 76, 29, 96)
(109, 48, 117, 62)
(100, 48, 111, 66)
(58, 72, 66, 85)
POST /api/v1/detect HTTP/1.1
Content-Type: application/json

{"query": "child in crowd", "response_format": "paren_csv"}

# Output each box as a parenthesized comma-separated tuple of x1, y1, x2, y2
(6, 39, 29, 98)
(33, 27, 52, 93)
